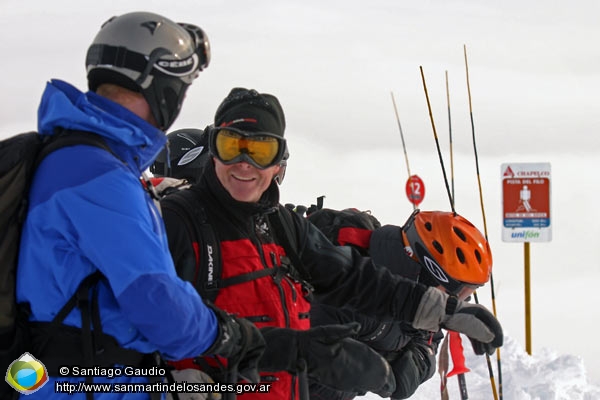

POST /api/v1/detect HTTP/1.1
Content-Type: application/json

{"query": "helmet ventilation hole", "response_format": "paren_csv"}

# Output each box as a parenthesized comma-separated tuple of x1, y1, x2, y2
(475, 250, 482, 264)
(432, 240, 444, 254)
(453, 227, 467, 242)
(425, 222, 433, 231)
(456, 248, 466, 264)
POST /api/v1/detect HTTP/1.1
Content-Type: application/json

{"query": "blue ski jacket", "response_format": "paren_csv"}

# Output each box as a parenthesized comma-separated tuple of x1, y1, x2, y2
(16, 80, 218, 399)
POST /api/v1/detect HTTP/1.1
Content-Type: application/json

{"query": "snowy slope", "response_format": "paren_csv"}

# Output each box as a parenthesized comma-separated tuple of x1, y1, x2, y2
(357, 333, 600, 400)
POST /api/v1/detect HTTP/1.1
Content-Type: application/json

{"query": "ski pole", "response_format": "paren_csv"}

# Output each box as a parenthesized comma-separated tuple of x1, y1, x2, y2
(464, 44, 502, 400)
(445, 70, 455, 203)
(445, 70, 469, 400)
(390, 91, 416, 210)
(447, 331, 470, 399)
(419, 66, 455, 213)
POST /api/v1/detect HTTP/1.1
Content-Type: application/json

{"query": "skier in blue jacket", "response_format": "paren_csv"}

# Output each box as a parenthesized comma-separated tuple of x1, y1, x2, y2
(15, 12, 264, 399)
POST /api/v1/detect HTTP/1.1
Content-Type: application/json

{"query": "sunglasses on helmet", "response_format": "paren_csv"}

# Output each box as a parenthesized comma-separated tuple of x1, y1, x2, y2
(209, 127, 287, 170)
(177, 23, 211, 72)
(142, 22, 210, 84)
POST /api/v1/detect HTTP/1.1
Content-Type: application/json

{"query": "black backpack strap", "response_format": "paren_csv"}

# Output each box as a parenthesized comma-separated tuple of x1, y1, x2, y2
(219, 268, 279, 288)
(269, 206, 311, 281)
(36, 129, 124, 169)
(161, 189, 222, 303)
(77, 274, 97, 400)
(50, 271, 103, 324)
(30, 272, 153, 375)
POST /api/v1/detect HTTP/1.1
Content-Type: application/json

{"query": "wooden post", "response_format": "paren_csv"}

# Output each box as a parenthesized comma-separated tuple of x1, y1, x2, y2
(524, 241, 532, 355)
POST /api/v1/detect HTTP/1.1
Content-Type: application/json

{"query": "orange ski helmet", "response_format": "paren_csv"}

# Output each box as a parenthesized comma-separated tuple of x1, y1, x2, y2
(402, 209, 492, 294)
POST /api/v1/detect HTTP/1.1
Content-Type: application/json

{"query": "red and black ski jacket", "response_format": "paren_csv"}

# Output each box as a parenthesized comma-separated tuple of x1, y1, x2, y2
(160, 161, 430, 400)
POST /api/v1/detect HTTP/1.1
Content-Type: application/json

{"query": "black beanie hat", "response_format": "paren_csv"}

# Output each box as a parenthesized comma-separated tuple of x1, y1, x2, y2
(214, 88, 286, 137)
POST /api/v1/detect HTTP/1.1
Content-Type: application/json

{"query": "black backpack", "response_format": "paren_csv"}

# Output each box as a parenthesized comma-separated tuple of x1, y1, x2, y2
(306, 207, 382, 255)
(0, 131, 153, 399)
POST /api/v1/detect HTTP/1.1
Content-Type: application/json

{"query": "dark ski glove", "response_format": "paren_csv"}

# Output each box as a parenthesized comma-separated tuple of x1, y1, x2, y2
(260, 323, 396, 397)
(411, 287, 503, 355)
(387, 343, 436, 399)
(203, 303, 266, 383)
(359, 319, 412, 353)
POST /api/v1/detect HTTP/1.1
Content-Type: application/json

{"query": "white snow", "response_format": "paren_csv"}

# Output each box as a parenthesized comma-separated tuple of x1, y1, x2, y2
(358, 333, 600, 400)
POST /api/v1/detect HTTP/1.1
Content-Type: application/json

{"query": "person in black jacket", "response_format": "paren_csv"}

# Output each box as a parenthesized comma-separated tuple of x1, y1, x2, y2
(306, 208, 493, 399)
(159, 87, 503, 400)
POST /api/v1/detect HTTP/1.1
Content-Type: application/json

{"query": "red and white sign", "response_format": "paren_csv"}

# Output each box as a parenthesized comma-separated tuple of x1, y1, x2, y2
(405, 174, 425, 207)
(501, 163, 551, 242)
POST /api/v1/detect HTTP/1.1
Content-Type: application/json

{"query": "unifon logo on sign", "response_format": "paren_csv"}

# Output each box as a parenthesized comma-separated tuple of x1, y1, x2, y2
(511, 231, 541, 239)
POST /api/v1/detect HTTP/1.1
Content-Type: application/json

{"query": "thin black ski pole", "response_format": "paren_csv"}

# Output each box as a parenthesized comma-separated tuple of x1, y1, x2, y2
(445, 69, 469, 400)
(464, 44, 502, 400)
(419, 66, 455, 213)
(390, 91, 416, 210)
(458, 376, 469, 399)
(446, 71, 455, 203)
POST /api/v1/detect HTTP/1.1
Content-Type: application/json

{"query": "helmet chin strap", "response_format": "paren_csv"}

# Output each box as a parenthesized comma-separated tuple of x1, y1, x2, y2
(141, 76, 185, 131)
(135, 48, 177, 130)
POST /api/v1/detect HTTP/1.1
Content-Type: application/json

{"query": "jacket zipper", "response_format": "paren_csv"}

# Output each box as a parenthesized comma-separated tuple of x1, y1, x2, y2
(252, 216, 290, 328)
(271, 252, 291, 327)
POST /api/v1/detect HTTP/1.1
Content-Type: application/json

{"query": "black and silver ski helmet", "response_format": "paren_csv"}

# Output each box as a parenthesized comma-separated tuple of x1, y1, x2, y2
(151, 128, 210, 183)
(86, 11, 210, 130)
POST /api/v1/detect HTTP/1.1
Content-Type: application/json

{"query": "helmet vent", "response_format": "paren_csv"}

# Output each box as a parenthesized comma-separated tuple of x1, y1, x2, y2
(475, 250, 482, 264)
(453, 227, 467, 242)
(432, 240, 444, 254)
(425, 222, 433, 231)
(456, 248, 466, 264)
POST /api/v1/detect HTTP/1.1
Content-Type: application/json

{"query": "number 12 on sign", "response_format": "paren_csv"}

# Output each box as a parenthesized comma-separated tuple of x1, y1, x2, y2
(405, 174, 425, 207)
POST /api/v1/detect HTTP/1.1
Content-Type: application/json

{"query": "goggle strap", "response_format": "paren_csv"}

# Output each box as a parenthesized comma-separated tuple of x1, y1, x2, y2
(88, 43, 202, 84)
(87, 44, 148, 74)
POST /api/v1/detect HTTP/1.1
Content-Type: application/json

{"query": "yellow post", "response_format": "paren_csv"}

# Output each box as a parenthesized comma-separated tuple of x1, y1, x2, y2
(524, 242, 532, 355)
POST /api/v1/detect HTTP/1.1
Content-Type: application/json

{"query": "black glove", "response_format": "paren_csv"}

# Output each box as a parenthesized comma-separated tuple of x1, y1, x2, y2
(260, 323, 396, 397)
(388, 343, 436, 399)
(359, 319, 413, 353)
(411, 287, 503, 355)
(203, 303, 266, 383)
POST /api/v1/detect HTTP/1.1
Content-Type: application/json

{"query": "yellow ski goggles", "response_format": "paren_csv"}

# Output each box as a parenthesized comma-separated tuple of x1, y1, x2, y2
(211, 127, 287, 169)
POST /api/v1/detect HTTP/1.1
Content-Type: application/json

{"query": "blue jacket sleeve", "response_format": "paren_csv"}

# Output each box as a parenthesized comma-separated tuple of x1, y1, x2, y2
(54, 153, 218, 360)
